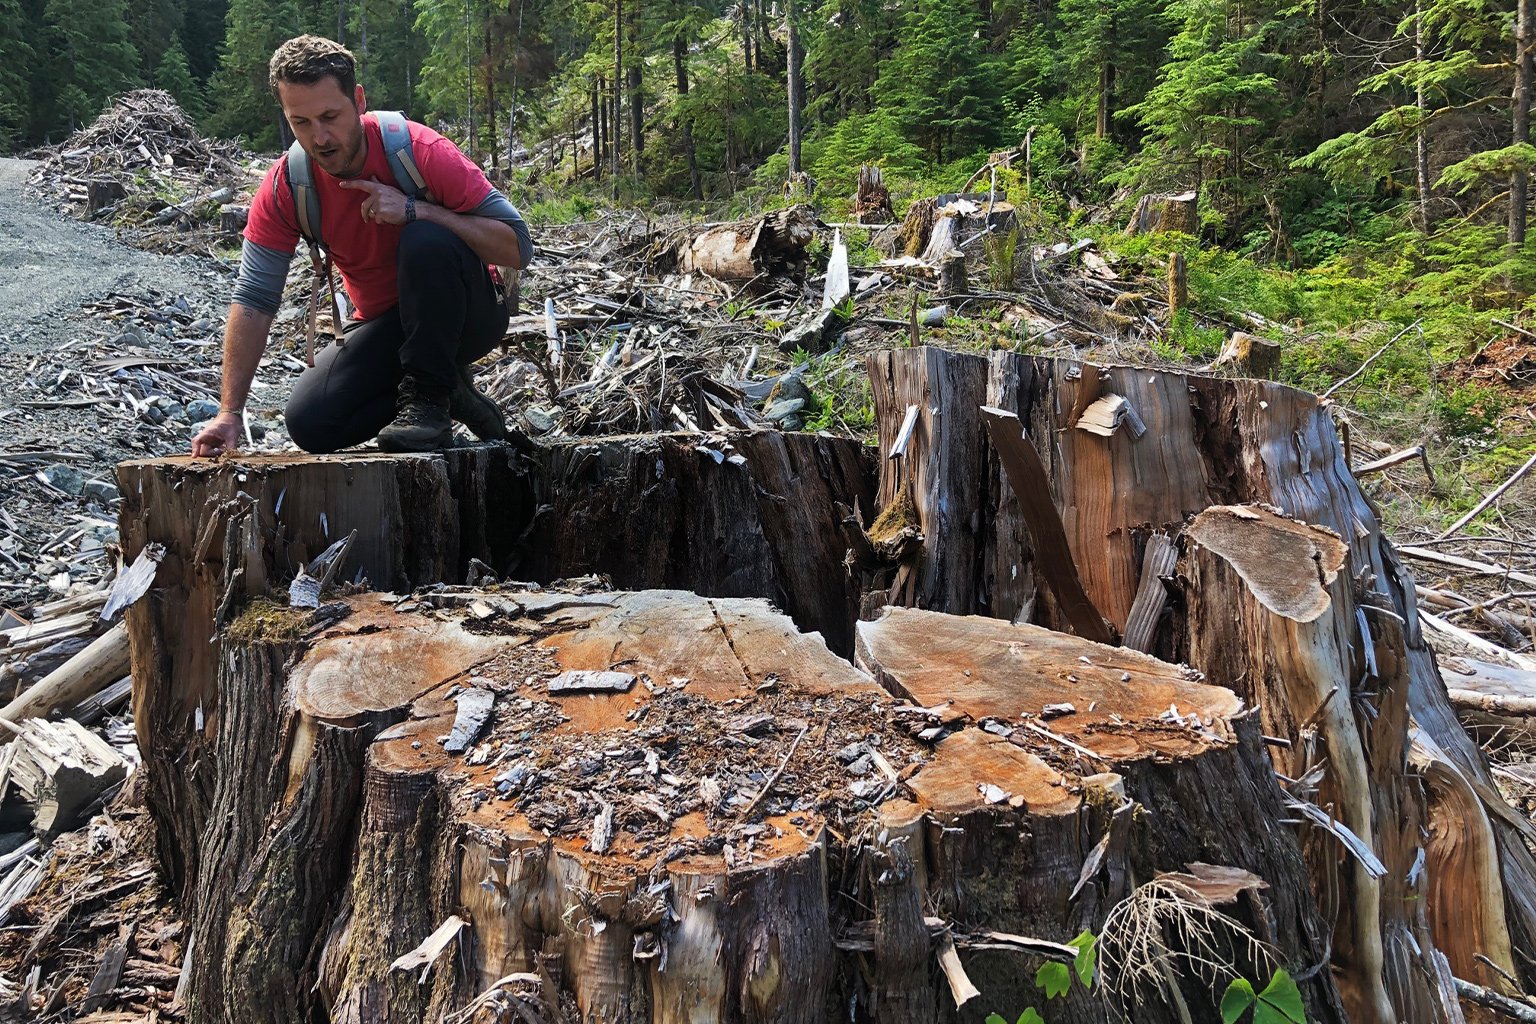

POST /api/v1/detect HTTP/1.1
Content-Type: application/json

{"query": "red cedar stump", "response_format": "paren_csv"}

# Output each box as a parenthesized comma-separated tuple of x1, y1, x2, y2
(175, 588, 1346, 1024)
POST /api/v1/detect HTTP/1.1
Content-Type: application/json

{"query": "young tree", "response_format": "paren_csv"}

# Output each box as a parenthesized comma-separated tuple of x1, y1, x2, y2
(156, 38, 208, 122)
(1120, 0, 1284, 237)
(208, 0, 304, 147)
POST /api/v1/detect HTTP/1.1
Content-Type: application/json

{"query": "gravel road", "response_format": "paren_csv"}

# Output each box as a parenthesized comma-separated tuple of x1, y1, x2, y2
(0, 157, 225, 353)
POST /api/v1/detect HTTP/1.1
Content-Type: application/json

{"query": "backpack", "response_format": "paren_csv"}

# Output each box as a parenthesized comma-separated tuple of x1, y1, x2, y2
(279, 111, 427, 366)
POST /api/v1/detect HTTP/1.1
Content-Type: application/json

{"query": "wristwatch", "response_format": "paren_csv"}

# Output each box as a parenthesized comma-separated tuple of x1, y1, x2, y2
(405, 195, 416, 223)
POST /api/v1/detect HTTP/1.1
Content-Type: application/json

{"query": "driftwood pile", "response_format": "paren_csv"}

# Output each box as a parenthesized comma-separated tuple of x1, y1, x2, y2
(27, 90, 250, 253)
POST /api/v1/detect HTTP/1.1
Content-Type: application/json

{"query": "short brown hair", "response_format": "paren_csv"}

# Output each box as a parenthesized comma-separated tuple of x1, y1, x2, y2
(269, 35, 356, 97)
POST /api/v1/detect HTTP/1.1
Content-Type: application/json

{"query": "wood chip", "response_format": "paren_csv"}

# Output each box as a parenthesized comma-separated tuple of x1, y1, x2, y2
(547, 670, 637, 694)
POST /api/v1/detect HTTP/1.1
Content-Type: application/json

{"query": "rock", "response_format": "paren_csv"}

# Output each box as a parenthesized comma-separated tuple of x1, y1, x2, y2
(141, 405, 167, 425)
(522, 407, 556, 434)
(47, 572, 71, 595)
(764, 398, 806, 423)
(41, 464, 86, 496)
(82, 479, 120, 504)
(185, 398, 220, 421)
(189, 317, 214, 335)
(163, 402, 186, 422)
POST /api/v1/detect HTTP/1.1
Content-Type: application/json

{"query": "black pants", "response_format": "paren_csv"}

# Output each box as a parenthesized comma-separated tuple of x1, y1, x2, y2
(284, 221, 508, 454)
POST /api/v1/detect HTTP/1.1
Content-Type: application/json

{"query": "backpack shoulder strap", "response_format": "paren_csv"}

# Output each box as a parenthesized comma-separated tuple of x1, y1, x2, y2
(375, 111, 432, 200)
(283, 140, 324, 251)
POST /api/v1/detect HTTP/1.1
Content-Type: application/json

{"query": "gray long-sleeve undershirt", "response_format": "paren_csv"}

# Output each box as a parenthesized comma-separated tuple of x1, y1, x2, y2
(230, 189, 533, 316)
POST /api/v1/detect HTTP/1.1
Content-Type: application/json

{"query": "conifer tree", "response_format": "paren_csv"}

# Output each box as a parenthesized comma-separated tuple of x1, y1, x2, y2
(208, 0, 303, 147)
(0, 0, 34, 149)
(156, 38, 208, 122)
(873, 0, 1005, 163)
(1120, 0, 1284, 236)
(41, 0, 141, 135)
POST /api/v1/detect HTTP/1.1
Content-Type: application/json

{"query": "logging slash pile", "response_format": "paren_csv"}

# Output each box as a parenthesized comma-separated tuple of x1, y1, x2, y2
(27, 91, 249, 253)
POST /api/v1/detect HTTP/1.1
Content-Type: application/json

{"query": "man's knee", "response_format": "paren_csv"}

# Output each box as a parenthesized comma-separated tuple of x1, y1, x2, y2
(398, 220, 471, 275)
(283, 393, 342, 454)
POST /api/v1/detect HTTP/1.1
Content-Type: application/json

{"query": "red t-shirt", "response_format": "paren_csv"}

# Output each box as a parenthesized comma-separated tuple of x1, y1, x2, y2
(245, 114, 494, 321)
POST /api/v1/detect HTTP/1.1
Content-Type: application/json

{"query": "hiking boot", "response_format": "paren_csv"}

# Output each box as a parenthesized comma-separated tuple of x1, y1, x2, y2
(377, 376, 453, 452)
(449, 362, 509, 441)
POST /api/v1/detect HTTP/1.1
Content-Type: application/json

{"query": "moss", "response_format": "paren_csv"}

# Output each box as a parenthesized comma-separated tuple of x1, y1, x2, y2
(226, 597, 310, 645)
(869, 482, 918, 545)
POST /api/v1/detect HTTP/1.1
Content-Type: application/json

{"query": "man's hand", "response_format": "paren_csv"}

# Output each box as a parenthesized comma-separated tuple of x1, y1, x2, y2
(339, 178, 408, 225)
(191, 412, 242, 458)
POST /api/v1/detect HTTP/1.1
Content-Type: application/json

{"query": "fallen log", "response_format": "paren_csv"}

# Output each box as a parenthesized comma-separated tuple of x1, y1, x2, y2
(117, 435, 873, 899)
(675, 204, 817, 282)
(864, 345, 1536, 1007)
(0, 621, 129, 735)
(164, 586, 1346, 1024)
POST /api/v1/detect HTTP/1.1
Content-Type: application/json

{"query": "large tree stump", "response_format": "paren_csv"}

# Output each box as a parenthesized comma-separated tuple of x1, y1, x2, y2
(864, 345, 1536, 1010)
(162, 585, 1345, 1024)
(1182, 505, 1466, 1021)
(117, 433, 872, 899)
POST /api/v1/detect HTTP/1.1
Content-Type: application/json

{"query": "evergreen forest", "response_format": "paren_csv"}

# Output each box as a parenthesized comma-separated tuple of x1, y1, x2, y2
(5, 0, 1536, 493)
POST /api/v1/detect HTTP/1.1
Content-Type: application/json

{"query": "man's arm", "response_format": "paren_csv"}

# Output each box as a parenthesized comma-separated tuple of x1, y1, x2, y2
(418, 201, 527, 268)
(190, 304, 273, 457)
(339, 179, 527, 268)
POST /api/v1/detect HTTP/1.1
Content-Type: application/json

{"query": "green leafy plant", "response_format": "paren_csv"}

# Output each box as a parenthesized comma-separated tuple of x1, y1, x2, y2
(985, 1010, 1045, 1024)
(1036, 929, 1097, 999)
(1220, 970, 1306, 1024)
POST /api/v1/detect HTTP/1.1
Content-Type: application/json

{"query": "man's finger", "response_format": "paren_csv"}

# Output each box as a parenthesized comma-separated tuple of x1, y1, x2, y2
(338, 179, 382, 192)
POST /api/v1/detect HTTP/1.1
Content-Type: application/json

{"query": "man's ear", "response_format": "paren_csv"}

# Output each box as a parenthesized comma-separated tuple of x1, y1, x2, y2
(354, 84, 367, 115)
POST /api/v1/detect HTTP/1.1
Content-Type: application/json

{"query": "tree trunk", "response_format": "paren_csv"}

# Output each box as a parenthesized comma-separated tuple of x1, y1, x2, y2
(613, 0, 623, 198)
(863, 345, 1536, 1005)
(627, 0, 643, 175)
(1515, 0, 1533, 248)
(592, 77, 603, 180)
(116, 434, 872, 902)
(142, 575, 1347, 1024)
(1416, 0, 1433, 230)
(787, 0, 802, 176)
(673, 34, 701, 199)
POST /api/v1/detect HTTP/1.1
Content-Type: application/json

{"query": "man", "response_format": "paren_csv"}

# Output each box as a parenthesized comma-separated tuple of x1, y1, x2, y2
(190, 34, 531, 457)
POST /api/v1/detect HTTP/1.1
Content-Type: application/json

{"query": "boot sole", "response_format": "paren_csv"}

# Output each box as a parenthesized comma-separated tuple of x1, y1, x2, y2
(377, 429, 454, 453)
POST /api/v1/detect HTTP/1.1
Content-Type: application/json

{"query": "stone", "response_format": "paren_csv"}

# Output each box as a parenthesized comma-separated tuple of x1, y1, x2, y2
(185, 399, 221, 421)
(82, 479, 121, 504)
(40, 464, 86, 496)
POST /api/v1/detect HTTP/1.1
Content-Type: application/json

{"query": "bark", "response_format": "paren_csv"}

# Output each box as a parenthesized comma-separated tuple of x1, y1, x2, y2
(1126, 192, 1198, 235)
(1514, 0, 1533, 248)
(117, 436, 873, 899)
(787, 0, 802, 176)
(864, 345, 1536, 1001)
(673, 35, 700, 199)
(145, 583, 1345, 1024)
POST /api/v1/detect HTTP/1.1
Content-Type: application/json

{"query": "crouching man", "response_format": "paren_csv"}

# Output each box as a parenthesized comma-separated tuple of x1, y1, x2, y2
(191, 34, 531, 457)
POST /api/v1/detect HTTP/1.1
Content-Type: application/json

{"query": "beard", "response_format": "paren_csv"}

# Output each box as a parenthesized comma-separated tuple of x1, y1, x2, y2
(311, 123, 367, 178)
